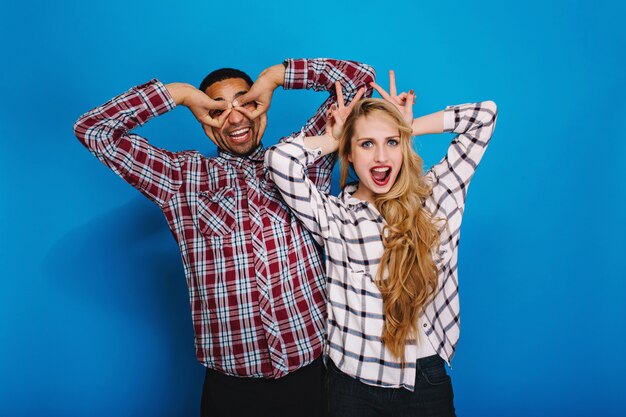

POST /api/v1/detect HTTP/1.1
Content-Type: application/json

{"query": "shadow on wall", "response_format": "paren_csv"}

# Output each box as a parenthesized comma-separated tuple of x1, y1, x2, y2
(41, 196, 203, 416)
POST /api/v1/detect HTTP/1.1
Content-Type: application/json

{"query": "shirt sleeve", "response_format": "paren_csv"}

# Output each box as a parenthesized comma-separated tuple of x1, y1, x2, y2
(265, 136, 340, 246)
(73, 80, 187, 207)
(281, 58, 376, 194)
(430, 101, 498, 210)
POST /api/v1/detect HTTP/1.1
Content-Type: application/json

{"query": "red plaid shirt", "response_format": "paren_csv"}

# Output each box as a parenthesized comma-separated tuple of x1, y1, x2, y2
(73, 59, 375, 378)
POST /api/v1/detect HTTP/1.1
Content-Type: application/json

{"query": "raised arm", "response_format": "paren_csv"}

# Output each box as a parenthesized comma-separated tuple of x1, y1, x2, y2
(429, 101, 498, 208)
(241, 59, 375, 193)
(372, 71, 498, 208)
(73, 80, 229, 207)
(281, 58, 375, 138)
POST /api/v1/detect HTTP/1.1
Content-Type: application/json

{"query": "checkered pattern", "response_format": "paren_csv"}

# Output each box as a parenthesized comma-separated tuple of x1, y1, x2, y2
(73, 59, 375, 378)
(265, 101, 498, 390)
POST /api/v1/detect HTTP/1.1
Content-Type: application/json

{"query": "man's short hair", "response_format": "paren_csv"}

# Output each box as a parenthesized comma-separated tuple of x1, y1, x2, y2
(199, 68, 254, 92)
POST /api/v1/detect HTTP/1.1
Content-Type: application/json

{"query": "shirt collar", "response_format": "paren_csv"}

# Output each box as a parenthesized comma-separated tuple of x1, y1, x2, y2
(217, 143, 266, 166)
(339, 183, 371, 210)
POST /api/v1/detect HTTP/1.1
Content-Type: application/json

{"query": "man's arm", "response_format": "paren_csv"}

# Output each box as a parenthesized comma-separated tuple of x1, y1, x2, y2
(73, 80, 228, 207)
(284, 59, 376, 193)
(237, 58, 375, 193)
(282, 58, 375, 138)
(237, 58, 376, 138)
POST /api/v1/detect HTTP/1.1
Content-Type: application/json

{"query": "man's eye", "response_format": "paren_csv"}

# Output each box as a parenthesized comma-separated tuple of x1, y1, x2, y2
(242, 101, 257, 109)
(209, 109, 224, 118)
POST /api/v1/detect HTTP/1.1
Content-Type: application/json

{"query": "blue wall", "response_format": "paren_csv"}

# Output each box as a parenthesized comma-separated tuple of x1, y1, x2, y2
(1, 1, 624, 415)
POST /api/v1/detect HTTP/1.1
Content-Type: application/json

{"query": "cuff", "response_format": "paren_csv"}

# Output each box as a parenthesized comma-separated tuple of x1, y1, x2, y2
(443, 106, 457, 133)
(287, 133, 324, 165)
(133, 79, 177, 120)
(283, 58, 308, 90)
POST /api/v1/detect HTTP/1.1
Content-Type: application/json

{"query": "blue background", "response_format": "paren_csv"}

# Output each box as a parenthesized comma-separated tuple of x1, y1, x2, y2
(1, 0, 625, 415)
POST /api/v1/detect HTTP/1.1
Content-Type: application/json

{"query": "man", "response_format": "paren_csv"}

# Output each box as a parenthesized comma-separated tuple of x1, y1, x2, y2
(73, 58, 374, 416)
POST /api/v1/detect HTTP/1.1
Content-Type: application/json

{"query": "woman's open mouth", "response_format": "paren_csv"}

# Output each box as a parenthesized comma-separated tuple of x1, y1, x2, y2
(370, 166, 392, 186)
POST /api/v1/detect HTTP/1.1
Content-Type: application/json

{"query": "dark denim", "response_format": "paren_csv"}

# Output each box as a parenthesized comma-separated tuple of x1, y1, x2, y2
(324, 355, 455, 417)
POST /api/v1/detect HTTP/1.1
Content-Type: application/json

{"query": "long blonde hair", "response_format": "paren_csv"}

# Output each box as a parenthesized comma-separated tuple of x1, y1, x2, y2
(338, 99, 440, 360)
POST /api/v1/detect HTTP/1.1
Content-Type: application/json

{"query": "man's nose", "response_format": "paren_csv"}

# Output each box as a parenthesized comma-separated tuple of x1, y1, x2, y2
(227, 107, 246, 124)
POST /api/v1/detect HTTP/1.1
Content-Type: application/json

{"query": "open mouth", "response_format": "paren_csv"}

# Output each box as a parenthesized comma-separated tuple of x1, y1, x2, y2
(228, 127, 252, 144)
(370, 166, 392, 186)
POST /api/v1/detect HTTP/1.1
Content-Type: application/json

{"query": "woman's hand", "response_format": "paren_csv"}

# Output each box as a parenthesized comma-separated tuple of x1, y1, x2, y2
(327, 81, 365, 140)
(370, 70, 415, 124)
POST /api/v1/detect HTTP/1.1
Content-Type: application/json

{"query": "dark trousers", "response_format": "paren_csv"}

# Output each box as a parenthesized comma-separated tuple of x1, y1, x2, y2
(324, 355, 456, 417)
(201, 358, 324, 417)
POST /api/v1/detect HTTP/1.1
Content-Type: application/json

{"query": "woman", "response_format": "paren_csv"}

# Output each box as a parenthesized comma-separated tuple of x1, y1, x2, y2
(264, 73, 497, 416)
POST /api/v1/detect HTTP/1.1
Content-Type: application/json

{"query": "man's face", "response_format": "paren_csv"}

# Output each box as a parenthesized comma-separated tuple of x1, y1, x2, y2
(203, 78, 266, 156)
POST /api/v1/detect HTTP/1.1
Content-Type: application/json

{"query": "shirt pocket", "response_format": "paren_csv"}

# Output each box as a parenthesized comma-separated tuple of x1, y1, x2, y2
(196, 187, 237, 236)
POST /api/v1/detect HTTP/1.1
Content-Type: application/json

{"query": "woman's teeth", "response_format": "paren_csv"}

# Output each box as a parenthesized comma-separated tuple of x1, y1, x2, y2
(370, 167, 391, 183)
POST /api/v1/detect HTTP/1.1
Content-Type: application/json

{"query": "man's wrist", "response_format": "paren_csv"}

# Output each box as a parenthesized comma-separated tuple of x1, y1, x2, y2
(259, 64, 286, 90)
(165, 82, 194, 106)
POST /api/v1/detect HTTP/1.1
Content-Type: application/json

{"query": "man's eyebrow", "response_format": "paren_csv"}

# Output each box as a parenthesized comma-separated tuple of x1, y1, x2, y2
(212, 91, 248, 102)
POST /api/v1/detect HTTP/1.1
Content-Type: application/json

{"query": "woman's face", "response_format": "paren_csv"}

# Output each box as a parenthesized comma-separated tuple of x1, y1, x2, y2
(348, 111, 404, 203)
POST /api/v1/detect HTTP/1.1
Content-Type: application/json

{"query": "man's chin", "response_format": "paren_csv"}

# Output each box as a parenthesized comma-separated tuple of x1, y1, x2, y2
(225, 139, 259, 156)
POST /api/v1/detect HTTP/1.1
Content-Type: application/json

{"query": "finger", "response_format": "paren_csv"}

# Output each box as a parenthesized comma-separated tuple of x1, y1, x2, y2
(389, 70, 397, 97)
(242, 102, 268, 120)
(235, 91, 256, 107)
(346, 87, 365, 110)
(407, 89, 415, 106)
(233, 104, 255, 119)
(370, 82, 391, 100)
(335, 81, 345, 108)
(207, 100, 230, 112)
(217, 108, 233, 125)
(205, 108, 232, 128)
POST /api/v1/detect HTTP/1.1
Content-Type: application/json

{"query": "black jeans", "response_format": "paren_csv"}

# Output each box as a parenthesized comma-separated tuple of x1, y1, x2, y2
(324, 356, 455, 417)
(201, 358, 324, 417)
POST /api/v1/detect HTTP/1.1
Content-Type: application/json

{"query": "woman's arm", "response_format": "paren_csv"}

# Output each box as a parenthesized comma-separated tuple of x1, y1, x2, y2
(411, 110, 445, 136)
(371, 71, 498, 208)
(429, 101, 498, 208)
(265, 136, 338, 245)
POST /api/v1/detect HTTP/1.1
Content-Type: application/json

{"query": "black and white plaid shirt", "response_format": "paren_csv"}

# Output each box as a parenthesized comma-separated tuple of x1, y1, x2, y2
(265, 101, 498, 390)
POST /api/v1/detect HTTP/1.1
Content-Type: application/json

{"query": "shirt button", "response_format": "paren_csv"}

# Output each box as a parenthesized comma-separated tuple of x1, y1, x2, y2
(423, 323, 428, 328)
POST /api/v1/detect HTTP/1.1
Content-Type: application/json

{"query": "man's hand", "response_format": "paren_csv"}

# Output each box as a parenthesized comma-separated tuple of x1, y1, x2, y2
(166, 82, 232, 129)
(370, 70, 415, 124)
(234, 64, 286, 119)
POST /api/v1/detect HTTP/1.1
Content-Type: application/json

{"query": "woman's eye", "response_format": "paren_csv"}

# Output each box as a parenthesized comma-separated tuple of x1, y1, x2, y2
(360, 141, 373, 148)
(388, 139, 399, 146)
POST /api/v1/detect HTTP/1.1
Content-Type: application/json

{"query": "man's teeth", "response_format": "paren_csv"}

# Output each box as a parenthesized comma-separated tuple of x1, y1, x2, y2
(230, 128, 250, 137)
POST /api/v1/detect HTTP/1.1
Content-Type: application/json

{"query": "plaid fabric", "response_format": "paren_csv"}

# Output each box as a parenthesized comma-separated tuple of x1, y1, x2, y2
(265, 101, 498, 390)
(73, 59, 375, 378)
